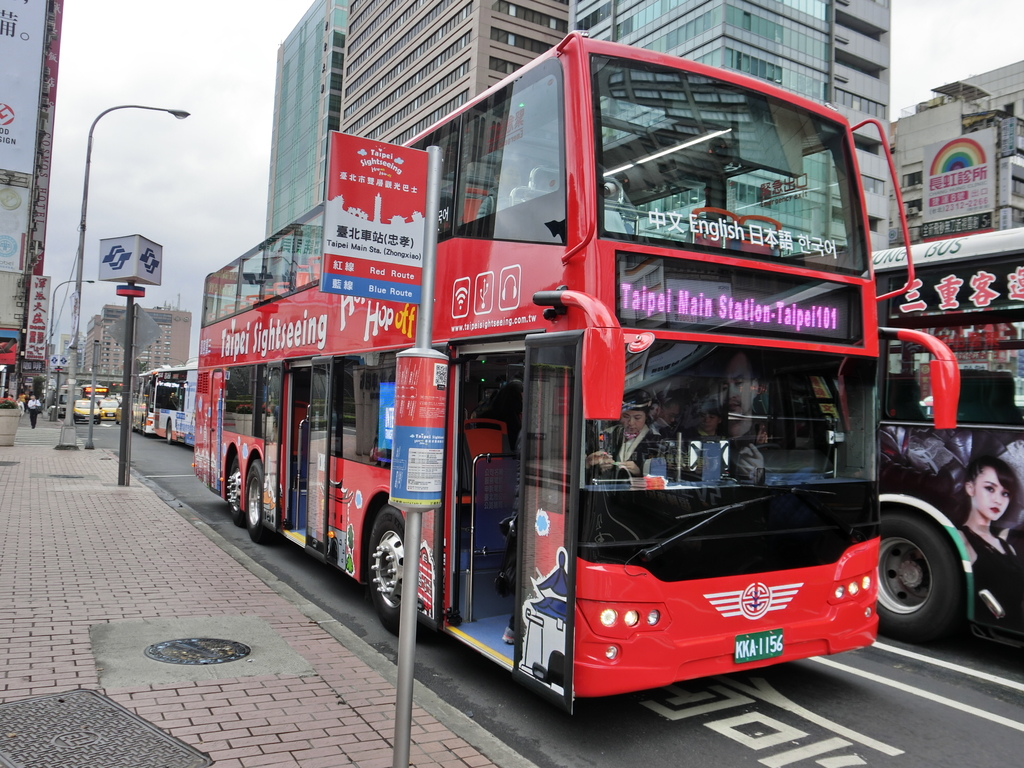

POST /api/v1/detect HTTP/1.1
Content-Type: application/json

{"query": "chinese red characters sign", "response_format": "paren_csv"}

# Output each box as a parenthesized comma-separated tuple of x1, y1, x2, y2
(893, 256, 1024, 318)
(24, 274, 49, 360)
(320, 133, 428, 304)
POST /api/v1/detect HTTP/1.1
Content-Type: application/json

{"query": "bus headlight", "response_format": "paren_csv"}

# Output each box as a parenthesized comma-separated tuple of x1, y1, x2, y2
(647, 609, 661, 626)
(834, 585, 845, 599)
(600, 608, 618, 627)
(623, 610, 639, 627)
(605, 645, 619, 660)
(861, 575, 872, 591)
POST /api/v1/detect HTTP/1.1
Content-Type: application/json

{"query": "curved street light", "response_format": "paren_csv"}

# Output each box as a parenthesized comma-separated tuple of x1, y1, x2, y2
(58, 105, 190, 450)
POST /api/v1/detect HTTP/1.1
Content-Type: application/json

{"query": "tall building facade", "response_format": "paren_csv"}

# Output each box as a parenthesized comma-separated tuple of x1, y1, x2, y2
(571, 0, 892, 250)
(84, 304, 192, 380)
(266, 0, 349, 236)
(340, 0, 569, 144)
(890, 60, 1024, 246)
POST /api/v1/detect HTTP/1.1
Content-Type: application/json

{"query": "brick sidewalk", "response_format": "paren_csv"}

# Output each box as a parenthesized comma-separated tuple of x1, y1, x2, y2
(0, 416, 525, 768)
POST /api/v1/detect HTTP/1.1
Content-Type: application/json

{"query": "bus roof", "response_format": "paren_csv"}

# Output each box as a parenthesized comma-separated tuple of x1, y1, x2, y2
(873, 228, 1024, 272)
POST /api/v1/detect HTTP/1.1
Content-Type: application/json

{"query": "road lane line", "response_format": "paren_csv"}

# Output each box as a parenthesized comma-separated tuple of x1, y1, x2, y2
(872, 641, 1024, 694)
(810, 656, 1024, 733)
(144, 474, 198, 478)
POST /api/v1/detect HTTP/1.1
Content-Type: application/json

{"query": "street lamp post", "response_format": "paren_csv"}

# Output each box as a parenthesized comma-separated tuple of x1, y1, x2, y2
(57, 105, 189, 450)
(46, 278, 94, 421)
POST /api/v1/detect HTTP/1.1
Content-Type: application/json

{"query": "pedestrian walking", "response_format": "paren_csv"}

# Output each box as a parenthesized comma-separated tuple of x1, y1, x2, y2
(27, 395, 41, 428)
(17, 393, 26, 415)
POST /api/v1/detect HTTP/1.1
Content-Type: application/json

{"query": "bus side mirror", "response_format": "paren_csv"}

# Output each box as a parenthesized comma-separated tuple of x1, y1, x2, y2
(582, 326, 625, 420)
(533, 289, 625, 420)
(880, 327, 960, 430)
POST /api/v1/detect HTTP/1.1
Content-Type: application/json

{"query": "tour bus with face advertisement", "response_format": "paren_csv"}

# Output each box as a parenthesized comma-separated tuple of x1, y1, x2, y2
(875, 228, 1024, 647)
(195, 33, 957, 711)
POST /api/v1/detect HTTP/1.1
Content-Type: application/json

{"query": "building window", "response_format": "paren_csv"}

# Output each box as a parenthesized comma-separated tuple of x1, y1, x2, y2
(493, 2, 567, 32)
(490, 27, 551, 55)
(490, 57, 521, 75)
(903, 170, 923, 187)
(834, 88, 886, 119)
(863, 176, 885, 195)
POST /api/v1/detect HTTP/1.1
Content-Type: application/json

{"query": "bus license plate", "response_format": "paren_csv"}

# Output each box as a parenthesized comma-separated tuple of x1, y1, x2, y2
(734, 629, 784, 663)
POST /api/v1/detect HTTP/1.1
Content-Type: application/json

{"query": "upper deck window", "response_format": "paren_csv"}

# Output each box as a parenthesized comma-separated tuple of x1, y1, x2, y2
(592, 56, 867, 276)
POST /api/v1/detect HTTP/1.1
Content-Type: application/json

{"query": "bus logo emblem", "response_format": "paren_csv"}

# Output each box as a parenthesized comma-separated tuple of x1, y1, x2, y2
(703, 582, 803, 620)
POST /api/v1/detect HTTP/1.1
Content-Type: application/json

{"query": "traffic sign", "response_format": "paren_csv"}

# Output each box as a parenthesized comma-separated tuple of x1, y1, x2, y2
(49, 354, 68, 368)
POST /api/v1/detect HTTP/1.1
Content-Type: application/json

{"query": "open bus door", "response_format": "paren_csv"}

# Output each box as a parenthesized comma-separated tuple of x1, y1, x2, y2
(282, 359, 332, 557)
(512, 332, 583, 712)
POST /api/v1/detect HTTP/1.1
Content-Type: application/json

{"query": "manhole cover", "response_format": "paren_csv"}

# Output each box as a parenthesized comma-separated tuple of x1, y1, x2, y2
(0, 689, 211, 767)
(144, 638, 251, 665)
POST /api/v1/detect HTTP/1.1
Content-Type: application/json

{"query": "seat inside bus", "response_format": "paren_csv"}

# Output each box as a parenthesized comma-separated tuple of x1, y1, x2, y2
(957, 371, 1024, 425)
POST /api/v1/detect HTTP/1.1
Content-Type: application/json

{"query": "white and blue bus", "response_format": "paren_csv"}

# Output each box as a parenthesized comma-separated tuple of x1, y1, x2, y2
(875, 228, 1024, 647)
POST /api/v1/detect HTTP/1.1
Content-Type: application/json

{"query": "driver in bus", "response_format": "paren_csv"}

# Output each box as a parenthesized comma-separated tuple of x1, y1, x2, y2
(723, 351, 768, 483)
(586, 390, 661, 479)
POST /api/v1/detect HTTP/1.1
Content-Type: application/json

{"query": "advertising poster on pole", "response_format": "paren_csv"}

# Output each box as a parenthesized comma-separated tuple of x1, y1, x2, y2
(320, 132, 428, 304)
(389, 350, 448, 509)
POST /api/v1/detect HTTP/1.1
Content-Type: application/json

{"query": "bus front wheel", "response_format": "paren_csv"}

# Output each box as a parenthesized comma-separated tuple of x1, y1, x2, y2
(369, 506, 405, 635)
(245, 459, 272, 544)
(877, 510, 964, 643)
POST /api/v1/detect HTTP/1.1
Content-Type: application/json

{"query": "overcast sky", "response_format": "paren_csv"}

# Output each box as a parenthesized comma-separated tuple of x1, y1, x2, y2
(43, 1, 1022, 357)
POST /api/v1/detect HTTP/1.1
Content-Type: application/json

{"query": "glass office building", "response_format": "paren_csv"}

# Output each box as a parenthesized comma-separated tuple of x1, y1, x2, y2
(266, 0, 349, 236)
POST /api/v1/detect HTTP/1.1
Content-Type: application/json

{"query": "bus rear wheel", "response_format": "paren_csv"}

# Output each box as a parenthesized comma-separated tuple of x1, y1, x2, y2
(369, 506, 405, 635)
(877, 510, 964, 643)
(227, 458, 246, 528)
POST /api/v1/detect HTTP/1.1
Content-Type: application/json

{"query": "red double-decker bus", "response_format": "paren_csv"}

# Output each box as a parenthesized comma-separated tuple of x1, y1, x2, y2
(196, 33, 956, 711)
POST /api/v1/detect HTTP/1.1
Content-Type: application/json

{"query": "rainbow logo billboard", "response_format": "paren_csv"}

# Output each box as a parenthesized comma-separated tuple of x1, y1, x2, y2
(923, 128, 995, 224)
(929, 137, 987, 175)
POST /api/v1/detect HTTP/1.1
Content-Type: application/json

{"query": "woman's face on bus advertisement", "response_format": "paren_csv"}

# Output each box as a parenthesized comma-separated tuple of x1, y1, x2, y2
(966, 466, 1011, 523)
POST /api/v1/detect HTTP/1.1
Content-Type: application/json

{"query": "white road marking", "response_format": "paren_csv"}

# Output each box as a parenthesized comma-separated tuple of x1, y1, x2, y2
(810, 656, 1024, 733)
(873, 640, 1024, 694)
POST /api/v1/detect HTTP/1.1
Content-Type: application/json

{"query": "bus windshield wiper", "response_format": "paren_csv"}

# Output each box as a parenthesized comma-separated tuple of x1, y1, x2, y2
(786, 487, 854, 538)
(639, 495, 776, 562)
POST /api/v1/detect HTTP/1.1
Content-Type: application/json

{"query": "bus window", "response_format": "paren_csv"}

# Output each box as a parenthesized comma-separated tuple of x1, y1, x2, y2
(224, 365, 256, 436)
(341, 352, 397, 467)
(592, 55, 865, 275)
(885, 327, 1024, 426)
(455, 58, 565, 244)
(412, 120, 460, 242)
(581, 342, 876, 581)
(204, 261, 240, 322)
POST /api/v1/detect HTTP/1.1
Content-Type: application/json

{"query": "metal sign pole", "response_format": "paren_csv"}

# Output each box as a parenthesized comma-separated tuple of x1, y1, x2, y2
(392, 145, 442, 768)
(117, 285, 142, 486)
(85, 340, 99, 449)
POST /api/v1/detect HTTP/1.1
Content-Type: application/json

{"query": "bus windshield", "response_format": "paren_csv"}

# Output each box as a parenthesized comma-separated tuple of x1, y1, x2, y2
(592, 55, 866, 275)
(580, 343, 877, 580)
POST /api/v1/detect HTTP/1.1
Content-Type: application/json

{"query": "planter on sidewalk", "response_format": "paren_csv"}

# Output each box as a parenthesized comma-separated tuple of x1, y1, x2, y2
(0, 409, 19, 446)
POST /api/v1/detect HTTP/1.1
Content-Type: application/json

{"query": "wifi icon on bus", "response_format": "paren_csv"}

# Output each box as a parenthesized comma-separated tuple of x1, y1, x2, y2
(452, 277, 471, 318)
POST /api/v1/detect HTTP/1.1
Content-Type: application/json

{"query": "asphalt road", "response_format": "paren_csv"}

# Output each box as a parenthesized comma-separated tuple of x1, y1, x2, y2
(85, 422, 1024, 768)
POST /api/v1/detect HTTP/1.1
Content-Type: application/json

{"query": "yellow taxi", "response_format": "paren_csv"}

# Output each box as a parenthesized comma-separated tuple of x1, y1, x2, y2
(99, 398, 121, 423)
(72, 398, 102, 424)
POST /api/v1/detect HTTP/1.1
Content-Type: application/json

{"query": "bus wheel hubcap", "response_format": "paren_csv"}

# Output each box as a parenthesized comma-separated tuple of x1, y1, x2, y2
(878, 536, 928, 614)
(372, 531, 403, 608)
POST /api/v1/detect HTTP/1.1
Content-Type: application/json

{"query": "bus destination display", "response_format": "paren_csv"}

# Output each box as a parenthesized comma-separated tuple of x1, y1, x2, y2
(617, 253, 861, 344)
